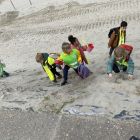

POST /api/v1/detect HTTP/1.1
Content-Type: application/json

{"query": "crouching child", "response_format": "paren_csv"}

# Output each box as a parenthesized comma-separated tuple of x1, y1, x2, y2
(36, 53, 62, 82)
(107, 45, 134, 80)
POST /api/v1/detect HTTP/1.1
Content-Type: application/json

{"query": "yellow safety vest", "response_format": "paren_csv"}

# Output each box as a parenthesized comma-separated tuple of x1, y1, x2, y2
(42, 57, 55, 81)
(118, 30, 125, 46)
(116, 59, 128, 67)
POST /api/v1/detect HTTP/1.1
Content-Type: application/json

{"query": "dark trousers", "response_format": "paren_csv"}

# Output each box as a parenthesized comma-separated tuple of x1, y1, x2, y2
(113, 63, 127, 73)
(50, 67, 61, 79)
(113, 63, 120, 73)
(63, 65, 78, 82)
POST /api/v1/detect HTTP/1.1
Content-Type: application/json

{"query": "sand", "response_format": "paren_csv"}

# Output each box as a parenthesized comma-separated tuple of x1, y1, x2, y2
(0, 0, 140, 120)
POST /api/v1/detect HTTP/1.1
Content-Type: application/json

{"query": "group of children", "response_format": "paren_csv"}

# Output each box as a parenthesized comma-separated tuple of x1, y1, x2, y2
(107, 21, 134, 80)
(0, 21, 135, 84)
(36, 35, 91, 86)
(36, 20, 135, 86)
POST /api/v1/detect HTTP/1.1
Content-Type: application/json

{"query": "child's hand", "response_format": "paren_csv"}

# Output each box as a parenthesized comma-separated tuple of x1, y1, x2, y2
(108, 73, 112, 78)
(128, 74, 133, 80)
(50, 53, 60, 56)
(55, 60, 63, 65)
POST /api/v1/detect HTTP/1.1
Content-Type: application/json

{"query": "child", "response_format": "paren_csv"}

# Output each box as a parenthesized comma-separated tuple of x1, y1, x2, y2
(68, 35, 88, 64)
(108, 21, 128, 56)
(56, 42, 82, 86)
(107, 46, 134, 80)
(0, 60, 9, 78)
(36, 53, 62, 82)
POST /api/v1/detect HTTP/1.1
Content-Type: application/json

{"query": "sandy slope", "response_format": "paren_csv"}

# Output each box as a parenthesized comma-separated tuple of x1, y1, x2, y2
(0, 0, 111, 16)
(0, 0, 140, 120)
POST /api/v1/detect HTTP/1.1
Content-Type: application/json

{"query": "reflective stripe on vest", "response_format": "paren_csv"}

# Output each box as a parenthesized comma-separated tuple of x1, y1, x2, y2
(116, 59, 128, 67)
(118, 30, 125, 46)
(69, 61, 79, 69)
(45, 57, 55, 65)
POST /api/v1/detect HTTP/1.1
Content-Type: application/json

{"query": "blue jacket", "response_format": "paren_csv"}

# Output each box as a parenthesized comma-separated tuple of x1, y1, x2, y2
(107, 55, 134, 75)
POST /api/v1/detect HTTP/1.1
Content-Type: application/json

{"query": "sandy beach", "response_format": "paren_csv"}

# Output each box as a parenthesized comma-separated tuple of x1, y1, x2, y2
(0, 0, 140, 121)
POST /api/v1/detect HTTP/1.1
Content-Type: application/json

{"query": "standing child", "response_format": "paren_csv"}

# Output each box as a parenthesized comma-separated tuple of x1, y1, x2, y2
(36, 53, 62, 82)
(68, 35, 88, 64)
(108, 21, 128, 56)
(0, 60, 9, 78)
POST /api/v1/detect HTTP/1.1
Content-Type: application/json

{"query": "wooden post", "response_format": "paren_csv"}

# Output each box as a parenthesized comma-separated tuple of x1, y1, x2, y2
(9, 0, 16, 10)
(28, 0, 32, 5)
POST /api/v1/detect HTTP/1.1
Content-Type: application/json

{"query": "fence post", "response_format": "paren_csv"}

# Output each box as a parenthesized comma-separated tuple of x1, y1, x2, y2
(29, 0, 32, 5)
(9, 0, 16, 10)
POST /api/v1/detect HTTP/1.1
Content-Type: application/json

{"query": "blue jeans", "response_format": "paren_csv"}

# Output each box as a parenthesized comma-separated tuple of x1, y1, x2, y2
(63, 65, 78, 82)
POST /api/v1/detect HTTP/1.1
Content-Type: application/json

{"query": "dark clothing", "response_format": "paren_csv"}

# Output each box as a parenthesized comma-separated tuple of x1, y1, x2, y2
(108, 27, 126, 56)
(42, 53, 49, 61)
(50, 66, 61, 80)
(112, 63, 127, 73)
(63, 65, 78, 82)
(0, 71, 9, 77)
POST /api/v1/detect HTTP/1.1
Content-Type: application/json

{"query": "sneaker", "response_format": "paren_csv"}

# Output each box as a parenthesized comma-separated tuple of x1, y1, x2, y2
(61, 81, 67, 86)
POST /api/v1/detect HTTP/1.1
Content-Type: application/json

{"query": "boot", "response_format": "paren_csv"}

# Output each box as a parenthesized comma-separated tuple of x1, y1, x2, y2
(61, 81, 67, 86)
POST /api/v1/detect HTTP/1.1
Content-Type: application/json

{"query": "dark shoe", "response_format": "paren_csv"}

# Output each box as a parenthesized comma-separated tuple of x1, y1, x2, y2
(57, 75, 62, 79)
(3, 71, 9, 77)
(129, 136, 140, 140)
(61, 81, 67, 86)
(53, 79, 57, 83)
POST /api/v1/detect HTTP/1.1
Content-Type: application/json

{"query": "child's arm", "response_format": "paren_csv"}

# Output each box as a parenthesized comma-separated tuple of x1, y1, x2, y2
(49, 53, 60, 56)
(55, 55, 63, 65)
(81, 45, 87, 51)
(108, 31, 116, 48)
(76, 50, 82, 63)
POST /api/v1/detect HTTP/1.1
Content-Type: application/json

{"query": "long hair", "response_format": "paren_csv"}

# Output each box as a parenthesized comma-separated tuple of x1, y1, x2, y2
(68, 35, 77, 45)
